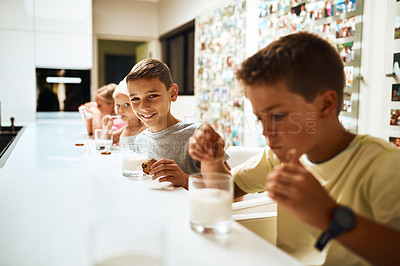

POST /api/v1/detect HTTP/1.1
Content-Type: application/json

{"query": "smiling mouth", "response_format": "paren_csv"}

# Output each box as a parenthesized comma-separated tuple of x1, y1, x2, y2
(140, 113, 156, 119)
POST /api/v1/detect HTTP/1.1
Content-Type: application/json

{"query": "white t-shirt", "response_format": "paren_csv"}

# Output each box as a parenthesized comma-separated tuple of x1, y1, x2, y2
(134, 121, 201, 175)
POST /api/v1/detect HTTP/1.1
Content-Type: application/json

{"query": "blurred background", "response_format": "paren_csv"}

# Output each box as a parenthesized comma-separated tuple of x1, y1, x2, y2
(0, 0, 398, 147)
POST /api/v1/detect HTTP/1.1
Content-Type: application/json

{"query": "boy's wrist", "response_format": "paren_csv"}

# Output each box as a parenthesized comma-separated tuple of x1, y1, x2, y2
(319, 203, 341, 230)
(200, 159, 227, 173)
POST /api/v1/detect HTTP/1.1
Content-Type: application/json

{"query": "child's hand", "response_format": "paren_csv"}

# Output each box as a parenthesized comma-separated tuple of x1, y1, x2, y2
(148, 159, 189, 189)
(82, 101, 97, 110)
(188, 123, 225, 163)
(102, 115, 112, 128)
(266, 149, 337, 230)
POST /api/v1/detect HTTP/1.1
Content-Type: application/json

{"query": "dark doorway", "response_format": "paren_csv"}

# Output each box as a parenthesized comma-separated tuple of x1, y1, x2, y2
(105, 54, 136, 85)
(98, 39, 148, 87)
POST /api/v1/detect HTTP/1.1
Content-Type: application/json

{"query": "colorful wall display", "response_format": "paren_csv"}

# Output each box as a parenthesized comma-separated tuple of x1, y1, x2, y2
(384, 1, 400, 149)
(257, 0, 363, 133)
(194, 0, 364, 147)
(195, 0, 246, 146)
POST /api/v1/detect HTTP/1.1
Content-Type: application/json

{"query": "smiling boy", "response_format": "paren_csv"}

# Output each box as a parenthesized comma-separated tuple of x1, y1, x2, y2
(189, 32, 400, 265)
(126, 59, 200, 188)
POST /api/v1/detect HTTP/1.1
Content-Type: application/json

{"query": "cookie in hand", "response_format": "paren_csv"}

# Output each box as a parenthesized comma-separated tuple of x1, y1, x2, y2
(142, 158, 157, 175)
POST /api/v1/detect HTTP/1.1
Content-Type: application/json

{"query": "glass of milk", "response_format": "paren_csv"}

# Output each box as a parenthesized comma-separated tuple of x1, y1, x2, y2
(189, 172, 233, 234)
(94, 129, 113, 151)
(121, 143, 148, 179)
(90, 216, 164, 266)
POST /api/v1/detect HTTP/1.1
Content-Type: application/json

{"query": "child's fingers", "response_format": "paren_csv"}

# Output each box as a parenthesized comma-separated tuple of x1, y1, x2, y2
(158, 176, 175, 184)
(213, 137, 226, 157)
(268, 171, 296, 187)
(150, 158, 174, 167)
(188, 135, 209, 157)
(286, 149, 301, 165)
(149, 160, 176, 175)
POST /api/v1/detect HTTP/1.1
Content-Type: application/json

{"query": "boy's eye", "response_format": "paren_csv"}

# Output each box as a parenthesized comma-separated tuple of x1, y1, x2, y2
(131, 97, 140, 102)
(271, 113, 286, 120)
(124, 103, 130, 108)
(116, 104, 120, 108)
(149, 94, 159, 98)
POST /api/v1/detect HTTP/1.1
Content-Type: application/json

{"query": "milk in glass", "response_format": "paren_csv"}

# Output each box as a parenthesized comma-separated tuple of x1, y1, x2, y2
(122, 154, 147, 178)
(190, 188, 232, 224)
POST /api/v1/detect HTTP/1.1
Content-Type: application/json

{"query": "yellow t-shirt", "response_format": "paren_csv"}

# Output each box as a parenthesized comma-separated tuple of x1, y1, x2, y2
(232, 135, 400, 266)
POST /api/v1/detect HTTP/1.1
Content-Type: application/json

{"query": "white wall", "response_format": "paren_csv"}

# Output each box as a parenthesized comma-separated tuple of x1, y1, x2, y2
(158, 0, 223, 35)
(34, 0, 92, 69)
(94, 0, 158, 38)
(358, 0, 387, 137)
(92, 0, 159, 95)
(0, 0, 36, 124)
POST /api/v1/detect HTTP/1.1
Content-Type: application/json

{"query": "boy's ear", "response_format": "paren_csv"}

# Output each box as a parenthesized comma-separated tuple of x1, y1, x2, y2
(169, 83, 178, 102)
(318, 90, 337, 117)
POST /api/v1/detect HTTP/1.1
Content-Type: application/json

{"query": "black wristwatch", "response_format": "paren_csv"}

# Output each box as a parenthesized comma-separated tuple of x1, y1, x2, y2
(315, 205, 356, 251)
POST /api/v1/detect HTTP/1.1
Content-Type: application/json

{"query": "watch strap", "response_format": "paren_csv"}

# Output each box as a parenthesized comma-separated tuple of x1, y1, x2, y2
(315, 205, 355, 251)
(315, 231, 331, 251)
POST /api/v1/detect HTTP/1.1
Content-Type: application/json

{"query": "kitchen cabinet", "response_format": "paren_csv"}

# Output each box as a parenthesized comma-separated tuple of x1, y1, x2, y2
(34, 0, 92, 68)
(0, 0, 34, 30)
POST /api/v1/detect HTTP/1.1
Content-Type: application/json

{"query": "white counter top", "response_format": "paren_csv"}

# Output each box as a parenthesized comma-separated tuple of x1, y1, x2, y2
(0, 119, 301, 266)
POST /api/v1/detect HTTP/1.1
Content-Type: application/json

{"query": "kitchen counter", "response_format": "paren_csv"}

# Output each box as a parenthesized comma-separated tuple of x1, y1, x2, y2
(0, 119, 301, 266)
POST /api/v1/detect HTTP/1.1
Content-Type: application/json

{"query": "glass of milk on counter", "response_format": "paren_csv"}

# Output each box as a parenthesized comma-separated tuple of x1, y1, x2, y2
(95, 129, 113, 151)
(189, 172, 233, 234)
(121, 143, 148, 179)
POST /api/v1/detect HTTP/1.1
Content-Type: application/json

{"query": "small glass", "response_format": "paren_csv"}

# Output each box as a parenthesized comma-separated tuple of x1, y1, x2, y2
(121, 144, 149, 179)
(189, 172, 233, 234)
(90, 216, 164, 266)
(95, 129, 113, 151)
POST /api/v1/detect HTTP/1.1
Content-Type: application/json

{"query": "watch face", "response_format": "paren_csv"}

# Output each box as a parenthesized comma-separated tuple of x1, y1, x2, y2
(335, 207, 355, 228)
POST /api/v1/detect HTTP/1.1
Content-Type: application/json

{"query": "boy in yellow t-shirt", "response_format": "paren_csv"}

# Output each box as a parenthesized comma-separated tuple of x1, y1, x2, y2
(188, 32, 400, 265)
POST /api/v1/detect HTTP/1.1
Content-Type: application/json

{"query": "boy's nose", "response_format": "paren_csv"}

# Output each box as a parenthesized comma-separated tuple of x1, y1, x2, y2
(140, 99, 151, 108)
(262, 122, 277, 137)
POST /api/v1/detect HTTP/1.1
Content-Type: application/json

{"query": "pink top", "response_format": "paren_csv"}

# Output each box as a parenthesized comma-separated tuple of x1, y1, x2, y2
(112, 117, 125, 131)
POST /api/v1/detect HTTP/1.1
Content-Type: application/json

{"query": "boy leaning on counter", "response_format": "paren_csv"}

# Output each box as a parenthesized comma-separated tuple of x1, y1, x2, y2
(188, 32, 400, 265)
(124, 58, 202, 189)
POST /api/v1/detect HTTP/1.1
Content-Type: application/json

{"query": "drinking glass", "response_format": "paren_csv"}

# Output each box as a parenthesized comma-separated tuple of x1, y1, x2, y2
(189, 172, 233, 234)
(90, 216, 164, 266)
(121, 143, 149, 179)
(94, 129, 113, 151)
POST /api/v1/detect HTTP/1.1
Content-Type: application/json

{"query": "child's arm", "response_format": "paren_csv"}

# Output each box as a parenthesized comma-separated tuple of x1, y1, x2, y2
(189, 123, 246, 198)
(266, 149, 400, 265)
(188, 123, 228, 173)
(148, 159, 189, 189)
(79, 103, 97, 135)
(85, 104, 102, 133)
(111, 126, 124, 144)
(102, 115, 124, 144)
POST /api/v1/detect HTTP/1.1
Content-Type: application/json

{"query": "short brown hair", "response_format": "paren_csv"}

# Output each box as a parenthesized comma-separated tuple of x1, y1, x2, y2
(236, 32, 345, 114)
(126, 58, 173, 90)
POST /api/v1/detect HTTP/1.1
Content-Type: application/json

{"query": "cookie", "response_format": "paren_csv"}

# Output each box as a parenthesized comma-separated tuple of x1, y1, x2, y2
(75, 143, 84, 146)
(101, 151, 111, 155)
(142, 158, 157, 174)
